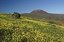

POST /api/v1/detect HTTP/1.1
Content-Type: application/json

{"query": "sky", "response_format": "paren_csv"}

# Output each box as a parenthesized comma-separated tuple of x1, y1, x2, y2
(0, 0, 64, 13)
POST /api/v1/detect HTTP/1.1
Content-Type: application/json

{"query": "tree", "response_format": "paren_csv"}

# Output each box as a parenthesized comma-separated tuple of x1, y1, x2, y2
(12, 12, 21, 19)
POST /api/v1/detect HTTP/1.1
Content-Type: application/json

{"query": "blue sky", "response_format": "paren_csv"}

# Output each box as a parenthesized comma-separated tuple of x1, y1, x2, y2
(0, 0, 64, 13)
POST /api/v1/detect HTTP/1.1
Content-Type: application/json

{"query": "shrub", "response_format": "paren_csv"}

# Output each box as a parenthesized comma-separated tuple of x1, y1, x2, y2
(0, 29, 13, 42)
(12, 12, 21, 19)
(48, 20, 56, 24)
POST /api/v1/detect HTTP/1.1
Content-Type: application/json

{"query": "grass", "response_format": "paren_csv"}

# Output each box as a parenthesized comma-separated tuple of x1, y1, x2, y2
(0, 14, 64, 42)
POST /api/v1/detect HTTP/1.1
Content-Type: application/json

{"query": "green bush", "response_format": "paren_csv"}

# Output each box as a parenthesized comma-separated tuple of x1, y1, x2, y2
(12, 12, 21, 19)
(0, 29, 13, 42)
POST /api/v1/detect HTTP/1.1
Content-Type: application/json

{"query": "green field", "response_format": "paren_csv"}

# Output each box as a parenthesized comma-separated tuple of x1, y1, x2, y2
(0, 14, 64, 42)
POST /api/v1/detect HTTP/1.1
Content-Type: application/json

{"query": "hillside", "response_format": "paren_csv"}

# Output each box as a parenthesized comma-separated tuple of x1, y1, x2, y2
(0, 14, 64, 42)
(22, 10, 64, 20)
(21, 10, 64, 26)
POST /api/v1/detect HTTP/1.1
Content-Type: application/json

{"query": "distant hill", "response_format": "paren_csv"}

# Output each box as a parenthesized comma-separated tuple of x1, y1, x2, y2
(31, 9, 48, 14)
(21, 9, 64, 21)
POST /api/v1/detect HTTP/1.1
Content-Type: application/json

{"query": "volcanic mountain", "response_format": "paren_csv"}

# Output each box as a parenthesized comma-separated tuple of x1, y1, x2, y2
(22, 9, 64, 21)
(31, 9, 48, 14)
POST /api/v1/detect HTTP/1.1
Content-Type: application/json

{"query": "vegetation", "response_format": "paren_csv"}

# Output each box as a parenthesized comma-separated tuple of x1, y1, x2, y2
(0, 14, 64, 42)
(12, 12, 21, 19)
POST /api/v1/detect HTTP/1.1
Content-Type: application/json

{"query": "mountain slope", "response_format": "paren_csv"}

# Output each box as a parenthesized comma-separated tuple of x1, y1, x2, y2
(0, 14, 64, 42)
(21, 10, 64, 26)
(31, 9, 48, 14)
(21, 10, 64, 21)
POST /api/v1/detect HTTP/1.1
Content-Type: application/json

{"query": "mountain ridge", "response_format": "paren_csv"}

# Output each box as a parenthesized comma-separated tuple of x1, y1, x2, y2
(31, 9, 48, 14)
(21, 9, 64, 21)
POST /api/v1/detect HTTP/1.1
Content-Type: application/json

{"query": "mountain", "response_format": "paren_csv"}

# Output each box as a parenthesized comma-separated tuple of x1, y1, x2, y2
(21, 9, 64, 21)
(31, 9, 48, 14)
